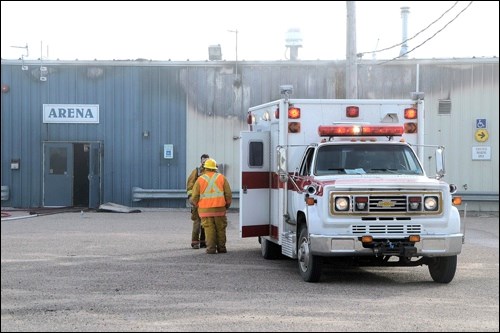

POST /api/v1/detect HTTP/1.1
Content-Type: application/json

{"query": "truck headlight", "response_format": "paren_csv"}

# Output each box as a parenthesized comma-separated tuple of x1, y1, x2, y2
(424, 196, 439, 211)
(335, 197, 350, 211)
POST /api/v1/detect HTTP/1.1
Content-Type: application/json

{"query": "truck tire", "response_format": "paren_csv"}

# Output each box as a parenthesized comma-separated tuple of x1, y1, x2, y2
(298, 226, 322, 282)
(428, 255, 457, 283)
(260, 237, 281, 259)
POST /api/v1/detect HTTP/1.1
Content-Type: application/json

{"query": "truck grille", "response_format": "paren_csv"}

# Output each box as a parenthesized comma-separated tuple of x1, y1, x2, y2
(369, 195, 407, 212)
(352, 224, 421, 234)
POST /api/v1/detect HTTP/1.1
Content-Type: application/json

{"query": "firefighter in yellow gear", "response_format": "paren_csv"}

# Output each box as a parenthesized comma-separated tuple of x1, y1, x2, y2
(190, 158, 232, 254)
(186, 154, 209, 249)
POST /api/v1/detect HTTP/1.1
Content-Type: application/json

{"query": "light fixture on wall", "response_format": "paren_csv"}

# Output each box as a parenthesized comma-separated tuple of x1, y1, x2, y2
(39, 66, 47, 81)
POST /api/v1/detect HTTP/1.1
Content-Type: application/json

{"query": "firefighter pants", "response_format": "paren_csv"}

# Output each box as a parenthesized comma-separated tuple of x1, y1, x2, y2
(191, 206, 205, 246)
(201, 216, 227, 254)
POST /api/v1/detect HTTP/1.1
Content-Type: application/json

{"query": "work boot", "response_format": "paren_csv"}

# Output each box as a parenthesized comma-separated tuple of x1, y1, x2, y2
(191, 243, 200, 249)
(206, 249, 216, 254)
(200, 242, 207, 248)
(217, 247, 227, 253)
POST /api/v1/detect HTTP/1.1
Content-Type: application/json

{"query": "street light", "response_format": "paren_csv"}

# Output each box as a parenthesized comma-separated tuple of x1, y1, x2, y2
(227, 29, 238, 79)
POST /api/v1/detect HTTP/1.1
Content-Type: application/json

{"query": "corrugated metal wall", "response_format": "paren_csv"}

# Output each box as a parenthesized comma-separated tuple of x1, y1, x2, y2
(421, 61, 499, 211)
(1, 62, 188, 208)
(1, 58, 498, 210)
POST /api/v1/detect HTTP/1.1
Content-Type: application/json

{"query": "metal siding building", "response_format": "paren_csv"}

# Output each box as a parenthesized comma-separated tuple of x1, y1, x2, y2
(1, 62, 188, 208)
(1, 58, 498, 211)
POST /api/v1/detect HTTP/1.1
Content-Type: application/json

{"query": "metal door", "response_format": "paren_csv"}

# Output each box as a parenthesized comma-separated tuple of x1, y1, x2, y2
(89, 142, 101, 209)
(43, 142, 73, 207)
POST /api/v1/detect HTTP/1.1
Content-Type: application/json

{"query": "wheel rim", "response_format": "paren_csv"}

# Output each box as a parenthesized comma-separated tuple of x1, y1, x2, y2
(298, 236, 310, 272)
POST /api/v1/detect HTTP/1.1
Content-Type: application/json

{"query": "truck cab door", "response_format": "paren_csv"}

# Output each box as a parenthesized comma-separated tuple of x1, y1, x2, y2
(240, 130, 271, 238)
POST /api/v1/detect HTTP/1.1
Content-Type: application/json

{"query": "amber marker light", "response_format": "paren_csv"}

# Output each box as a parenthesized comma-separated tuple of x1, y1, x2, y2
(306, 197, 316, 206)
(288, 107, 301, 119)
(404, 107, 417, 119)
(361, 235, 373, 244)
(409, 235, 421, 242)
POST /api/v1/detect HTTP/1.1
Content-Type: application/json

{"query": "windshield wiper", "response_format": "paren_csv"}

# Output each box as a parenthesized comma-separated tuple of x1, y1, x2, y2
(369, 168, 398, 174)
(327, 168, 346, 174)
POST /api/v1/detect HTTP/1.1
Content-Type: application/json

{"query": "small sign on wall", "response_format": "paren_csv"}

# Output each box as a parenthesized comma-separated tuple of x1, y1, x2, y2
(164, 144, 174, 159)
(472, 146, 491, 160)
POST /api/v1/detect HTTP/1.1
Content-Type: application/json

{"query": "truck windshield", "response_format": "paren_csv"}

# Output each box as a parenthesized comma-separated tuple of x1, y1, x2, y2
(314, 144, 424, 175)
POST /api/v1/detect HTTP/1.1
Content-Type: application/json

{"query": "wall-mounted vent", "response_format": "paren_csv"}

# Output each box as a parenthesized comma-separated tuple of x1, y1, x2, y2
(438, 99, 452, 115)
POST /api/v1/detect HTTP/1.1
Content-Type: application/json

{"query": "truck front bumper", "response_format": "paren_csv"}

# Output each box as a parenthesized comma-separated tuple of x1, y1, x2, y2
(310, 234, 463, 257)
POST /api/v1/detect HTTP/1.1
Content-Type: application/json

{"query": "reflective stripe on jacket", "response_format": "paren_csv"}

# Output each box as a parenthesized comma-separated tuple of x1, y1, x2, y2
(197, 173, 226, 209)
(191, 171, 232, 217)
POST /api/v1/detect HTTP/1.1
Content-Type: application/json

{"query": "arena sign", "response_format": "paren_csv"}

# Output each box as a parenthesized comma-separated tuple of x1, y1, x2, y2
(43, 104, 99, 123)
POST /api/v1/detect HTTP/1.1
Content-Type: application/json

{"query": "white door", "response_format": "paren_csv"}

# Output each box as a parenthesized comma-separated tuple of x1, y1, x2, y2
(239, 131, 271, 238)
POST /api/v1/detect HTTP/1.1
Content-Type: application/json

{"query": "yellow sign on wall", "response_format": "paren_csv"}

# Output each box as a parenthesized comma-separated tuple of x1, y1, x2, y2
(475, 129, 489, 142)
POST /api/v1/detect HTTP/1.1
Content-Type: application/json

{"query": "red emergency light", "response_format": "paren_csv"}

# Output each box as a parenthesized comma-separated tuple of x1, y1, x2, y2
(247, 112, 254, 124)
(346, 106, 359, 118)
(318, 125, 404, 137)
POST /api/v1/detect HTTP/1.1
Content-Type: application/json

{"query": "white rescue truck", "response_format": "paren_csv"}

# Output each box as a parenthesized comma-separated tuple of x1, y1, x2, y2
(240, 85, 463, 283)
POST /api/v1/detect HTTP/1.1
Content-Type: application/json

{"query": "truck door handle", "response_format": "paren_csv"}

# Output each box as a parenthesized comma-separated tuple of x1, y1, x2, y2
(243, 185, 247, 194)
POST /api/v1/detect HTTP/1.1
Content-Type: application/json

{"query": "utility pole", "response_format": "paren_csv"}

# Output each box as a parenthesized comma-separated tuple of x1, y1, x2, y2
(346, 1, 358, 99)
(228, 29, 239, 79)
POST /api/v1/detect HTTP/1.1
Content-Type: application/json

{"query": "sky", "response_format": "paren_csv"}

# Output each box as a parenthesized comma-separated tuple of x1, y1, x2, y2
(1, 1, 499, 62)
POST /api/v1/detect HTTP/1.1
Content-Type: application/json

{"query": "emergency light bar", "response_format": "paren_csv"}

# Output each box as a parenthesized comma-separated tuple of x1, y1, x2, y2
(318, 125, 404, 137)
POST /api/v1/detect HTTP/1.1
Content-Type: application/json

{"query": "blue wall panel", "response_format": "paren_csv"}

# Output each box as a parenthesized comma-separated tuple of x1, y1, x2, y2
(1, 63, 187, 208)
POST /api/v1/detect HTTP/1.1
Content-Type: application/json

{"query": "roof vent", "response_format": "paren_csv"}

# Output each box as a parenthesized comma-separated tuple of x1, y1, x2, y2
(285, 28, 302, 61)
(208, 45, 222, 61)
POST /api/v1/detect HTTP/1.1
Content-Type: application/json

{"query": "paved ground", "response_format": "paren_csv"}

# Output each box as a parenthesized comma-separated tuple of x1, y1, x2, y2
(1, 208, 498, 332)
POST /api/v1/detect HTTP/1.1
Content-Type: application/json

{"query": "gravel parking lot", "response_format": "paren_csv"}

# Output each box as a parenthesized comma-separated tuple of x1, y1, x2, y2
(1, 209, 499, 332)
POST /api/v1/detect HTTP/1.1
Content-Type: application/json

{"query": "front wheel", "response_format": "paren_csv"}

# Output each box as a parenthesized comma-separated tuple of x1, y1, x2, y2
(428, 255, 457, 283)
(297, 226, 322, 282)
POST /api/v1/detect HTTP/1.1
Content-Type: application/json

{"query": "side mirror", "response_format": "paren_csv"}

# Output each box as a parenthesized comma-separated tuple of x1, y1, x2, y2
(435, 147, 445, 179)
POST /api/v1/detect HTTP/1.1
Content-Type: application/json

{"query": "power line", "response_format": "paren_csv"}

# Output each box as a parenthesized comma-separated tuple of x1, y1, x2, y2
(360, 1, 461, 56)
(377, 1, 474, 65)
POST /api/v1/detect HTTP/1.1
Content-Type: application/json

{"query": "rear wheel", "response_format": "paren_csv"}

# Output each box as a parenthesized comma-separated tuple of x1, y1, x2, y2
(260, 237, 281, 259)
(428, 255, 457, 283)
(297, 226, 322, 282)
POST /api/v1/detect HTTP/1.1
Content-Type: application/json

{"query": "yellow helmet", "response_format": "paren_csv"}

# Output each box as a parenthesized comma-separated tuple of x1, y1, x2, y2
(203, 158, 218, 170)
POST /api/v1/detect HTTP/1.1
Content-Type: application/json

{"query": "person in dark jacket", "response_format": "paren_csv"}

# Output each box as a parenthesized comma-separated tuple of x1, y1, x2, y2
(186, 154, 209, 249)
